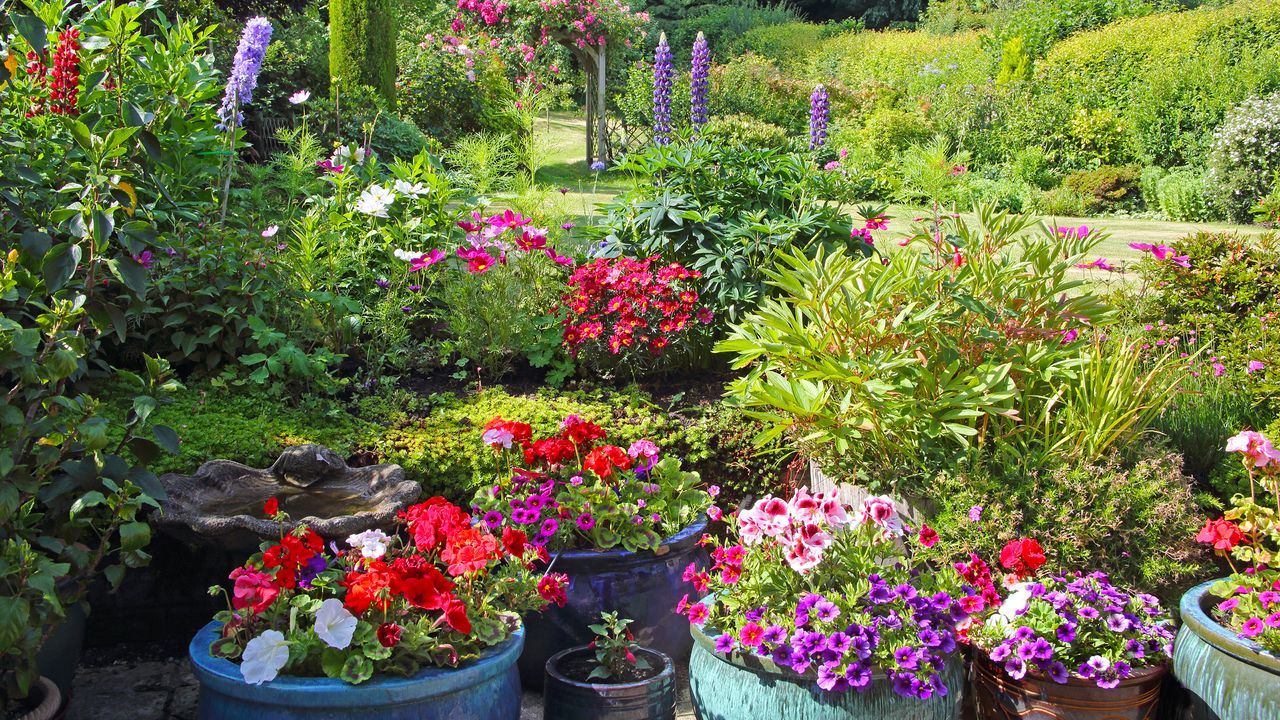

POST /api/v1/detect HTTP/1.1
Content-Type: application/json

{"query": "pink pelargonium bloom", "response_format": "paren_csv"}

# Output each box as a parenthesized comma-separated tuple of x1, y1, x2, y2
(1225, 430, 1280, 468)
(627, 439, 659, 459)
(784, 538, 822, 574)
(788, 487, 823, 525)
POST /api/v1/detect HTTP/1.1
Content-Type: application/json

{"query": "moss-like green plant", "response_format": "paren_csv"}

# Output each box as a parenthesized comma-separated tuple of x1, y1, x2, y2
(329, 0, 397, 103)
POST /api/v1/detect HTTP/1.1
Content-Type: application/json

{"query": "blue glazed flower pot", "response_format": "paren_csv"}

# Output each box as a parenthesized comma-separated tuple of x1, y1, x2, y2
(189, 621, 524, 720)
(1174, 579, 1280, 720)
(687, 623, 963, 720)
(518, 517, 708, 690)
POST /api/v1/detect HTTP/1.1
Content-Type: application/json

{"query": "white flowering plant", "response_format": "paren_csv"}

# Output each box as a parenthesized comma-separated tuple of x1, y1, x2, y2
(208, 497, 566, 685)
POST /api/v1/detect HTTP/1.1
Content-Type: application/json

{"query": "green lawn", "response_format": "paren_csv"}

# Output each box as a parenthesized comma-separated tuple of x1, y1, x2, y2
(534, 111, 1265, 270)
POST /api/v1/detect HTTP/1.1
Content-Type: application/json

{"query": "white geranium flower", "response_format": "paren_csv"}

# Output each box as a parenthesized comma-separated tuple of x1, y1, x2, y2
(346, 528, 391, 559)
(288, 90, 311, 105)
(393, 179, 430, 197)
(314, 598, 357, 650)
(240, 630, 290, 685)
(354, 185, 395, 218)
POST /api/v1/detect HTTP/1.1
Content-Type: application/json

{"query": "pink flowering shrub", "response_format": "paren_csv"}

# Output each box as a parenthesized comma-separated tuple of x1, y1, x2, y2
(557, 256, 714, 373)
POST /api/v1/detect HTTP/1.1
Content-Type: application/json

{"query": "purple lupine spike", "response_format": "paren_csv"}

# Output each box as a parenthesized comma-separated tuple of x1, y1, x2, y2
(652, 32, 674, 146)
(690, 31, 710, 132)
(809, 84, 829, 150)
(217, 17, 273, 130)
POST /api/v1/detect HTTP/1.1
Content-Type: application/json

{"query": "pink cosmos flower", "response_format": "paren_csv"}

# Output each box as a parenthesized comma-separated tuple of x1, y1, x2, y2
(1057, 225, 1090, 239)
(1226, 430, 1280, 468)
(1075, 258, 1116, 271)
(456, 247, 496, 273)
(408, 249, 445, 271)
(1060, 328, 1079, 344)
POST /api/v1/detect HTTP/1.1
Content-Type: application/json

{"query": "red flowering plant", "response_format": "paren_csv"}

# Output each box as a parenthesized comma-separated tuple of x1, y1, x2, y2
(208, 497, 566, 685)
(557, 255, 714, 373)
(959, 538, 1176, 690)
(470, 414, 712, 552)
(1197, 429, 1280, 654)
(677, 492, 976, 699)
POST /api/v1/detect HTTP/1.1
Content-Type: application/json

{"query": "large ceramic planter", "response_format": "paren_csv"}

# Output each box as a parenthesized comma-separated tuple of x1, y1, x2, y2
(687, 623, 963, 720)
(518, 517, 708, 689)
(970, 651, 1165, 719)
(1174, 579, 1280, 720)
(543, 645, 676, 720)
(189, 621, 523, 720)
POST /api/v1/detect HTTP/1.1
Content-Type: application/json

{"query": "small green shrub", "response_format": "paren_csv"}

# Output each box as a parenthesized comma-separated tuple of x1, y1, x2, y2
(995, 0, 1169, 57)
(857, 107, 934, 164)
(673, 0, 803, 54)
(1140, 166, 1168, 210)
(1009, 146, 1057, 190)
(1061, 165, 1143, 214)
(397, 37, 519, 143)
(924, 450, 1208, 600)
(732, 22, 827, 69)
(330, 0, 397, 103)
(701, 114, 790, 148)
(1156, 167, 1218, 222)
(1036, 186, 1089, 216)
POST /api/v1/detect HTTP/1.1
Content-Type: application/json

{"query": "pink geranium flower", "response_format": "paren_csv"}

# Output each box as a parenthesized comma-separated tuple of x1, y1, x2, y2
(1226, 430, 1280, 468)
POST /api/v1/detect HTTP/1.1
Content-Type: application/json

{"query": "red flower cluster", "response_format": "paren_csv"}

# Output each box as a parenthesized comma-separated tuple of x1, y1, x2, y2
(24, 27, 81, 117)
(559, 256, 712, 358)
(1196, 518, 1245, 553)
(537, 572, 569, 607)
(999, 538, 1047, 580)
(583, 444, 630, 479)
(263, 528, 323, 588)
(400, 496, 471, 551)
(953, 553, 1000, 609)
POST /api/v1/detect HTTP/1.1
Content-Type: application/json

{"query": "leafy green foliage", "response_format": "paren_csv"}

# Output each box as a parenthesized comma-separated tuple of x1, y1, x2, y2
(329, 0, 397, 103)
(1061, 165, 1143, 214)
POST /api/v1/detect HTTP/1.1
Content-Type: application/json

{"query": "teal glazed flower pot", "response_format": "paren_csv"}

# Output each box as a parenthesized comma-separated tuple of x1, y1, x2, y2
(518, 517, 708, 690)
(687, 623, 963, 720)
(189, 621, 524, 720)
(1174, 579, 1280, 720)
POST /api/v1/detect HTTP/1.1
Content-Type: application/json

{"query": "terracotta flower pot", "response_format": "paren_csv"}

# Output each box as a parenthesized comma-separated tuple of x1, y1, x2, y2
(542, 645, 676, 720)
(970, 652, 1165, 720)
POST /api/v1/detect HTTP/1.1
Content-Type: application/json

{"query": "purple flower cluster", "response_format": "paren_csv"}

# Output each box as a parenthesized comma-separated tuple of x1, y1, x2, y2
(808, 84, 829, 150)
(690, 31, 710, 132)
(217, 17, 273, 130)
(502, 475, 562, 546)
(652, 32, 674, 146)
(982, 573, 1174, 690)
(709, 577, 967, 699)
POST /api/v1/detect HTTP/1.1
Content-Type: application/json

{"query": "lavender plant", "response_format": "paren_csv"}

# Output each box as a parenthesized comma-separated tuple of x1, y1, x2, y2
(652, 32, 674, 146)
(809, 84, 829, 150)
(690, 31, 710, 133)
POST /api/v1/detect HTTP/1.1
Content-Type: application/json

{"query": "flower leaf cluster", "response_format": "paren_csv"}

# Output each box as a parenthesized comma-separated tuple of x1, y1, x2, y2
(970, 574, 1175, 689)
(679, 492, 971, 699)
(213, 497, 565, 685)
(586, 612, 650, 681)
(471, 415, 711, 552)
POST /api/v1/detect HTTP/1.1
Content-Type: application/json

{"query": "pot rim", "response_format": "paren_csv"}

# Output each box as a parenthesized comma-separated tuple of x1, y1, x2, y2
(188, 621, 523, 707)
(545, 645, 674, 691)
(1180, 578, 1280, 674)
(544, 517, 707, 570)
(971, 646, 1168, 689)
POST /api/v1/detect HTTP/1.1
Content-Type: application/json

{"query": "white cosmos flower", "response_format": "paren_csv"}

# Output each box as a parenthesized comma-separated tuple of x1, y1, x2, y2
(314, 598, 357, 650)
(240, 630, 290, 685)
(346, 528, 391, 559)
(354, 185, 395, 217)
(393, 248, 417, 261)
(393, 179, 430, 197)
(288, 90, 311, 105)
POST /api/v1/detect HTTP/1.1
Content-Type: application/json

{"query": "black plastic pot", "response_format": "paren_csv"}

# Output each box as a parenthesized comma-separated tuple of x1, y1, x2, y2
(543, 646, 676, 720)
(35, 599, 85, 704)
(518, 518, 707, 690)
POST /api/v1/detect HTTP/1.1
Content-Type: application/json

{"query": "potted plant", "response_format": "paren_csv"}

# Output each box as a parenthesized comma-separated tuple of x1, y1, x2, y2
(1175, 429, 1280, 719)
(679, 490, 972, 719)
(189, 496, 567, 719)
(963, 541, 1175, 720)
(543, 612, 676, 720)
(470, 414, 713, 688)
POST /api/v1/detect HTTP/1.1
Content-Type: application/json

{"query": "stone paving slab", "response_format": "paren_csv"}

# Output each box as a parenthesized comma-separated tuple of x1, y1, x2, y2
(66, 653, 697, 719)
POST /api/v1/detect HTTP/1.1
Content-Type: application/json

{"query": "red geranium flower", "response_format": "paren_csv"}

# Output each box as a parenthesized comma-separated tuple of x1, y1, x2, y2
(999, 538, 1046, 579)
(583, 445, 630, 478)
(441, 526, 501, 576)
(263, 497, 279, 517)
(917, 523, 939, 548)
(262, 528, 323, 589)
(377, 622, 403, 648)
(341, 561, 395, 615)
(400, 497, 471, 552)
(1196, 518, 1245, 553)
(502, 526, 528, 558)
(229, 567, 278, 614)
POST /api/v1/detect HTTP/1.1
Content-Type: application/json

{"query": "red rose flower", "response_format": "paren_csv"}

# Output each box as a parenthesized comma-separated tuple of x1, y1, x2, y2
(999, 538, 1046, 579)
(377, 622, 403, 648)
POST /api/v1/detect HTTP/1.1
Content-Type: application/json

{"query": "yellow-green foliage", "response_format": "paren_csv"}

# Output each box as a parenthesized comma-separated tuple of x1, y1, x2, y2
(807, 30, 992, 99)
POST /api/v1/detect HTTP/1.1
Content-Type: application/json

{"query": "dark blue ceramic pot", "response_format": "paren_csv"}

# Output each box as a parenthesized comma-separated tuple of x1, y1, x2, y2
(543, 645, 676, 720)
(518, 517, 708, 690)
(1174, 579, 1280, 720)
(189, 621, 524, 720)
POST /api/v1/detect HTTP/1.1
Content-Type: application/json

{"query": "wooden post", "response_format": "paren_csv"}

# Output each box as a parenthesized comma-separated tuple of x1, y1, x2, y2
(596, 39, 609, 164)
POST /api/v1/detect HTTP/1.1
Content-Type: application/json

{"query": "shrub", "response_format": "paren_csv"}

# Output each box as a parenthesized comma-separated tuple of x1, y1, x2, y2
(673, 0, 803, 54)
(700, 114, 790, 148)
(397, 35, 519, 143)
(1156, 167, 1218, 222)
(1208, 92, 1280, 223)
(1035, 186, 1089, 216)
(924, 450, 1208, 601)
(330, 0, 397, 103)
(1061, 165, 1143, 214)
(732, 22, 827, 69)
(256, 7, 330, 117)
(1140, 165, 1168, 210)
(337, 97, 432, 161)
(995, 0, 1170, 57)
(709, 54, 815, 132)
(1008, 146, 1057, 190)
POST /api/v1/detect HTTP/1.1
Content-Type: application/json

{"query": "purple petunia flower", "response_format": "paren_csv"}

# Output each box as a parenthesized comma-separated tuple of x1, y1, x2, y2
(813, 600, 840, 623)
(893, 645, 920, 670)
(482, 511, 504, 529)
(989, 642, 1012, 662)
(217, 17, 273, 130)
(539, 518, 559, 537)
(845, 662, 872, 689)
(1045, 660, 1069, 684)
(1004, 656, 1028, 680)
(714, 633, 735, 654)
(1106, 614, 1131, 633)
(1241, 616, 1267, 638)
(297, 554, 327, 589)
